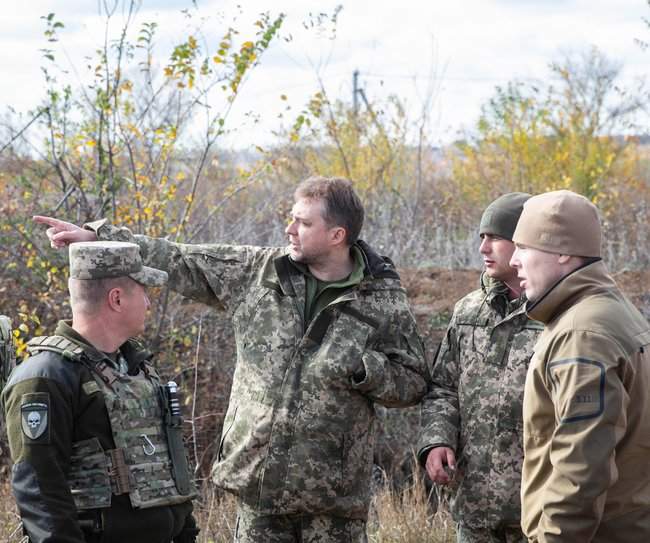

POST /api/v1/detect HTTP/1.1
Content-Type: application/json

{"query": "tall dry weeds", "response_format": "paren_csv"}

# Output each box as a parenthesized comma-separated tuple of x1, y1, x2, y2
(368, 471, 455, 543)
(0, 480, 23, 543)
(0, 477, 456, 542)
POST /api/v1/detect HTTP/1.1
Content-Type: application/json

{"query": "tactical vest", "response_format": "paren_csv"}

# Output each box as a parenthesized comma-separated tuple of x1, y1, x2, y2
(27, 335, 196, 510)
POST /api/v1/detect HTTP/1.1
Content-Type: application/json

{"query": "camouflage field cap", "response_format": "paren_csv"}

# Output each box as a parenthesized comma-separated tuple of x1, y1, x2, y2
(69, 241, 168, 287)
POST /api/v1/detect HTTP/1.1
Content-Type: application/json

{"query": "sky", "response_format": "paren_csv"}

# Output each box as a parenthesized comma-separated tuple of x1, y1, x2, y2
(1, 0, 648, 150)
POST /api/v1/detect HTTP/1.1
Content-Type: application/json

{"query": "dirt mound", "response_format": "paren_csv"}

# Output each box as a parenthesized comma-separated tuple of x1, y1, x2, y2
(401, 267, 650, 332)
(612, 269, 650, 320)
(400, 268, 480, 316)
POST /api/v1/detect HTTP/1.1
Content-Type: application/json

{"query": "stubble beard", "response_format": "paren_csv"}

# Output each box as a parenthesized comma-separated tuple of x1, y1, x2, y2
(290, 246, 327, 269)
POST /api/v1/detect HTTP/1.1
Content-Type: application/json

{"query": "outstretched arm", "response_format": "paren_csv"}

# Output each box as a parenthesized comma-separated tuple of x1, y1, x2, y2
(36, 216, 272, 312)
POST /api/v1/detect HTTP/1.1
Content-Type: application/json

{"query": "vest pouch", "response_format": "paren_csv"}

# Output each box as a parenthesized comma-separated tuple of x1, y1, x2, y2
(68, 437, 112, 510)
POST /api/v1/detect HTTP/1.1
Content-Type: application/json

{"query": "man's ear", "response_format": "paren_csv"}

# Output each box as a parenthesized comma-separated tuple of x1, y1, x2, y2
(330, 225, 347, 246)
(558, 254, 572, 265)
(107, 287, 123, 312)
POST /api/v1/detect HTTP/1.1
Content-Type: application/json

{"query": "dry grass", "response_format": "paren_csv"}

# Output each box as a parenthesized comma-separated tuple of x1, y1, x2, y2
(0, 479, 23, 543)
(193, 482, 239, 542)
(0, 476, 455, 542)
(368, 473, 455, 543)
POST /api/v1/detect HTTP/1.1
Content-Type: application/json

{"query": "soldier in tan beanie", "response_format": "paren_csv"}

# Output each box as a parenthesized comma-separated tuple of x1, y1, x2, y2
(510, 190, 650, 543)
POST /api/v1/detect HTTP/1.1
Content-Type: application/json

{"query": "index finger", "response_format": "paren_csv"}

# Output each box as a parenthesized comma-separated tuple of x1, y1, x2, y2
(33, 215, 66, 228)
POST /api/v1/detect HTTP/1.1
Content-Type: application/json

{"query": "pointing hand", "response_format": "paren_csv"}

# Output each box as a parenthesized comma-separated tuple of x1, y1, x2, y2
(33, 215, 97, 249)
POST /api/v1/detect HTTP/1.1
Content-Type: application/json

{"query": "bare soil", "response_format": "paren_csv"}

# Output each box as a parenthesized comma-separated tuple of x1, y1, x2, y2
(400, 267, 650, 353)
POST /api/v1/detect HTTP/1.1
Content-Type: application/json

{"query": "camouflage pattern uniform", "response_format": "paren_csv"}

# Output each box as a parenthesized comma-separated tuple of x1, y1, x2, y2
(234, 502, 367, 543)
(87, 220, 427, 540)
(1, 242, 197, 543)
(0, 315, 14, 460)
(417, 273, 542, 542)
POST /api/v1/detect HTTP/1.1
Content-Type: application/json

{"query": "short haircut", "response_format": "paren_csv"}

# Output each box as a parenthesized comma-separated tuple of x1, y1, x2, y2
(68, 276, 136, 315)
(294, 176, 365, 245)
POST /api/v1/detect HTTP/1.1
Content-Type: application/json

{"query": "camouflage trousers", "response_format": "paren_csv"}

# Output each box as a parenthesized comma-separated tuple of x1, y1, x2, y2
(456, 523, 526, 543)
(234, 503, 367, 543)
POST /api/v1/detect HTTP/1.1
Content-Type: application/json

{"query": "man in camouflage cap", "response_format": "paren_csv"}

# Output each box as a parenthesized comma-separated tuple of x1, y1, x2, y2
(33, 176, 427, 543)
(510, 190, 650, 542)
(2, 241, 199, 543)
(418, 193, 543, 543)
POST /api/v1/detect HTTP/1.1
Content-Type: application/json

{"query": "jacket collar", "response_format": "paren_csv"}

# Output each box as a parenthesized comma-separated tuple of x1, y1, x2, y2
(355, 239, 400, 280)
(480, 272, 526, 318)
(272, 239, 400, 297)
(526, 259, 612, 324)
(55, 320, 152, 374)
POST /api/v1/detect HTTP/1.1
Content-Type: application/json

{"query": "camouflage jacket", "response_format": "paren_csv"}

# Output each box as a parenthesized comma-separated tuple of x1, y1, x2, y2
(417, 274, 542, 530)
(1, 321, 194, 543)
(89, 220, 427, 519)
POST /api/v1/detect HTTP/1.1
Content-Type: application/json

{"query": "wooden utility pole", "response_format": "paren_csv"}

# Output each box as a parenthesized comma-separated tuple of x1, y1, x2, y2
(353, 69, 360, 114)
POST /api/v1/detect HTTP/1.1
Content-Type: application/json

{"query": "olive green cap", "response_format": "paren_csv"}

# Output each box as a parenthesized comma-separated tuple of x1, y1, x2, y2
(69, 241, 168, 287)
(479, 192, 532, 241)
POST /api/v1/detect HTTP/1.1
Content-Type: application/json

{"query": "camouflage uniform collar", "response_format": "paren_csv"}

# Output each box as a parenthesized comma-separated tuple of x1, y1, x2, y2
(355, 240, 400, 280)
(54, 321, 152, 373)
(275, 240, 400, 296)
(480, 272, 526, 317)
(285, 241, 397, 281)
(289, 246, 365, 288)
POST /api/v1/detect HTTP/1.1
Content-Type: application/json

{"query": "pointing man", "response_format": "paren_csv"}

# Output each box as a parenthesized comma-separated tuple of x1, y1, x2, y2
(33, 176, 427, 542)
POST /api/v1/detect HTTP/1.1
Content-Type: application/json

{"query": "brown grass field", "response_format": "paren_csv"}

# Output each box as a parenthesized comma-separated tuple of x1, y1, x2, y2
(0, 476, 456, 542)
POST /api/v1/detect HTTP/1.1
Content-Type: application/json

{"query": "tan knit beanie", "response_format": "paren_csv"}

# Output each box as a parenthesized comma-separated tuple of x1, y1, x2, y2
(512, 190, 601, 257)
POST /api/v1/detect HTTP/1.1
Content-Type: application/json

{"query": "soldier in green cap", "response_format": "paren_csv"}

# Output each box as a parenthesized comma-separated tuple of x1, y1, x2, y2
(1, 241, 198, 543)
(33, 176, 427, 543)
(417, 193, 543, 543)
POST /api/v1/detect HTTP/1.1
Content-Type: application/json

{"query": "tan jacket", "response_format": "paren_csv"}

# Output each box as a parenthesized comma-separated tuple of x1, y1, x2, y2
(521, 260, 650, 542)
